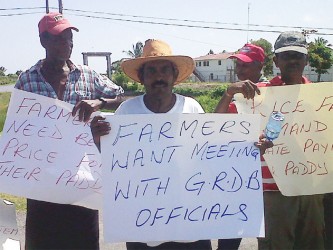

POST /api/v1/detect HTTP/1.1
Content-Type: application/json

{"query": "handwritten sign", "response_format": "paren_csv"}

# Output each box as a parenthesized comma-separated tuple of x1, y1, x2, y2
(101, 113, 264, 243)
(0, 89, 102, 209)
(234, 82, 333, 196)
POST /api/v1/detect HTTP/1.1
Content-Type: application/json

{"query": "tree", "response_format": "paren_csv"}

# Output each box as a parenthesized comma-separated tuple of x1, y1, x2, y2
(250, 38, 274, 77)
(16, 70, 23, 76)
(0, 66, 6, 76)
(123, 41, 143, 58)
(111, 59, 131, 86)
(207, 49, 214, 55)
(308, 37, 333, 82)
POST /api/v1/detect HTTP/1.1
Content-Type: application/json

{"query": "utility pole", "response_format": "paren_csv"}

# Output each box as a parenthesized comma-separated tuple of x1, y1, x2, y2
(45, 0, 49, 13)
(58, 0, 63, 14)
(227, 66, 234, 83)
(45, 0, 63, 13)
(247, 3, 251, 43)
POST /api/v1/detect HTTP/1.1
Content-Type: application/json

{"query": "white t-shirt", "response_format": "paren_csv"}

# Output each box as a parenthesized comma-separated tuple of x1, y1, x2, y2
(114, 93, 204, 246)
(115, 93, 204, 115)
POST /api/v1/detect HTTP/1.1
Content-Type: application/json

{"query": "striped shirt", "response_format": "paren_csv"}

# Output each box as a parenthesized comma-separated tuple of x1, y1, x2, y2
(229, 75, 311, 191)
(15, 59, 124, 105)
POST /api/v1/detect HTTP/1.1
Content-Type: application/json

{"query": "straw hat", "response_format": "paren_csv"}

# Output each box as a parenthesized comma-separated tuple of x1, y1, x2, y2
(121, 39, 195, 84)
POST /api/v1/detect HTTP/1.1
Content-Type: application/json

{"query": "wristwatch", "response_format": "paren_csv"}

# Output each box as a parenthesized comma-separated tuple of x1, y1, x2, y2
(98, 97, 107, 109)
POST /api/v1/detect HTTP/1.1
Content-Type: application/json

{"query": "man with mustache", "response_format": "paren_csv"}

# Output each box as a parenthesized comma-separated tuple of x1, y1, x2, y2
(92, 38, 211, 249)
(216, 31, 325, 250)
(92, 38, 273, 250)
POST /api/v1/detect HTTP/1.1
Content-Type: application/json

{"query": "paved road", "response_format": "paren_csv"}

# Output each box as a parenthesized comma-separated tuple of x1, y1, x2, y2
(0, 84, 14, 93)
(17, 211, 257, 250)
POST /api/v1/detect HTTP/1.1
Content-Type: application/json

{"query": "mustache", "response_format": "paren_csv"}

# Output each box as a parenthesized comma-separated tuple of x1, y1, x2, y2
(152, 80, 168, 87)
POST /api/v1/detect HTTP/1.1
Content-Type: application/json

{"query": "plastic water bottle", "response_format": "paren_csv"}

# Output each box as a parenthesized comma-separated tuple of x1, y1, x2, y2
(264, 111, 285, 141)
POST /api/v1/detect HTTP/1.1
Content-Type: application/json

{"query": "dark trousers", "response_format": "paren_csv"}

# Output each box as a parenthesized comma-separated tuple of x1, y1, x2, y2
(126, 240, 212, 250)
(25, 199, 99, 250)
(324, 193, 333, 250)
(217, 239, 241, 250)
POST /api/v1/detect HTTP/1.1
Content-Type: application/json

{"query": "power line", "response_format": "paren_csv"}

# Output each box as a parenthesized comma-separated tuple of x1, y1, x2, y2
(0, 7, 44, 11)
(0, 12, 44, 17)
(66, 12, 333, 36)
(1, 7, 333, 35)
(64, 8, 333, 32)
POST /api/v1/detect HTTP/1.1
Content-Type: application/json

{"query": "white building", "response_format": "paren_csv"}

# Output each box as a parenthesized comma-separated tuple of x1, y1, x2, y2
(193, 53, 236, 82)
(273, 64, 333, 82)
(194, 53, 333, 83)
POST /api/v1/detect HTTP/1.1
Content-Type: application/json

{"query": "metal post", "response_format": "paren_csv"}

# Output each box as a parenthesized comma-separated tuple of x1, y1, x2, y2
(247, 3, 250, 43)
(106, 56, 112, 79)
(58, 0, 63, 14)
(46, 0, 49, 13)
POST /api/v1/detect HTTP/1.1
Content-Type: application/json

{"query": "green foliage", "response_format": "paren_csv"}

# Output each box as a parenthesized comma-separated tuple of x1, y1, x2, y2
(251, 38, 274, 77)
(195, 95, 221, 113)
(173, 85, 228, 113)
(308, 37, 333, 82)
(124, 82, 140, 91)
(0, 193, 26, 212)
(0, 92, 11, 132)
(123, 41, 144, 58)
(112, 71, 132, 87)
(0, 75, 17, 85)
(0, 66, 6, 76)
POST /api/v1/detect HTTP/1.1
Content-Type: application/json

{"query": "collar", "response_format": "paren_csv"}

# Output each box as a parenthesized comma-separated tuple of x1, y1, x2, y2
(29, 59, 78, 73)
(269, 75, 311, 85)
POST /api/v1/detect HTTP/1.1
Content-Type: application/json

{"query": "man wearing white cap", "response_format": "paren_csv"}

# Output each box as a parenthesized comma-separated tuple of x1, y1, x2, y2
(15, 12, 124, 249)
(217, 31, 325, 250)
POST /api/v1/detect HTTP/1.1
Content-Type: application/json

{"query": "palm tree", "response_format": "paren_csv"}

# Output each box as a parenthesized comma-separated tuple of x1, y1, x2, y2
(123, 41, 144, 58)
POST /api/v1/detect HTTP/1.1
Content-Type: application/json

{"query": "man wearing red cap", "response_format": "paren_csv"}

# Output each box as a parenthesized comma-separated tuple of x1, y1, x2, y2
(228, 43, 268, 84)
(216, 44, 267, 250)
(15, 12, 124, 249)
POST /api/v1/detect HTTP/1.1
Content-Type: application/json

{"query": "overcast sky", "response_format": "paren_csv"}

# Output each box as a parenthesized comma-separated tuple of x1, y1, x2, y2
(1, 0, 332, 74)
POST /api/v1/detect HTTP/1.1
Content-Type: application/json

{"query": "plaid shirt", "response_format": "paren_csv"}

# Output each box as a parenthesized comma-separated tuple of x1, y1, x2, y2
(15, 59, 124, 105)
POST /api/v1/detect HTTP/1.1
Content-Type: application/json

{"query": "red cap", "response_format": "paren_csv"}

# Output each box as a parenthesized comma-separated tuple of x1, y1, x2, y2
(38, 12, 79, 35)
(228, 44, 265, 63)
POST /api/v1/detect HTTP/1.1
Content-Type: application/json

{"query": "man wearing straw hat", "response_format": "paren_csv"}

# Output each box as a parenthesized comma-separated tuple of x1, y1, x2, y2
(91, 39, 212, 249)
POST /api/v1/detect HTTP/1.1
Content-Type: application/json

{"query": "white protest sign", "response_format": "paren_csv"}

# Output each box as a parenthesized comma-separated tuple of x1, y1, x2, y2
(234, 82, 333, 196)
(0, 199, 19, 245)
(101, 113, 264, 243)
(0, 89, 102, 209)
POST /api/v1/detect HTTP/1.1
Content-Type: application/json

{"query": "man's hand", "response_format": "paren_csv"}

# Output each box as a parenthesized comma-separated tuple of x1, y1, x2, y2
(90, 115, 111, 151)
(227, 80, 261, 99)
(255, 133, 274, 156)
(72, 99, 104, 122)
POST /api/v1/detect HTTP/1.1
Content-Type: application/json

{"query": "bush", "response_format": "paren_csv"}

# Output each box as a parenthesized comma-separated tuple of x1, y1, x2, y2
(0, 75, 17, 85)
(112, 72, 131, 87)
(0, 92, 10, 132)
(194, 95, 221, 113)
(125, 82, 139, 91)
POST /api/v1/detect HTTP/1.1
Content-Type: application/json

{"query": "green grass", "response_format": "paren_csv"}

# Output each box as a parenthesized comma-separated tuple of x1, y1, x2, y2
(0, 193, 27, 211)
(0, 92, 11, 133)
(0, 75, 17, 85)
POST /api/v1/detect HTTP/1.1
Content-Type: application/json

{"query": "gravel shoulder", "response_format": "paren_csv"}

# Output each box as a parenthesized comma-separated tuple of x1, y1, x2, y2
(16, 210, 257, 250)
